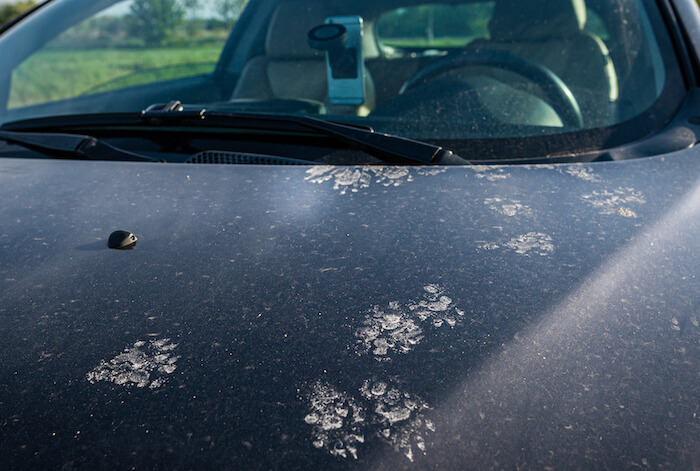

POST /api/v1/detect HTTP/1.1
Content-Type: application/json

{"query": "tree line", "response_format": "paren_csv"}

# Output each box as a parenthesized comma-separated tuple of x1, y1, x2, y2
(0, 1, 36, 27)
(1, 0, 249, 47)
(128, 0, 248, 46)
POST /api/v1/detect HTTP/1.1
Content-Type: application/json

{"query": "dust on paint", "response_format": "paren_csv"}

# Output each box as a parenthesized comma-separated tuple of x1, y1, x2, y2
(480, 232, 555, 256)
(565, 166, 602, 182)
(484, 197, 531, 217)
(86, 338, 179, 389)
(305, 379, 435, 462)
(360, 379, 434, 462)
(305, 166, 447, 195)
(356, 285, 465, 361)
(468, 165, 509, 181)
(304, 381, 365, 459)
(581, 187, 645, 218)
(356, 302, 424, 359)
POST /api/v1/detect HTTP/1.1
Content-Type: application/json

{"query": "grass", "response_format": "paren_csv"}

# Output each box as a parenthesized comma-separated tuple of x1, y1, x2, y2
(9, 45, 223, 109)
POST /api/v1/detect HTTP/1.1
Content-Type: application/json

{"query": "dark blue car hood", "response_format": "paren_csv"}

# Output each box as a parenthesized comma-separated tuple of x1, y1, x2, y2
(0, 153, 698, 469)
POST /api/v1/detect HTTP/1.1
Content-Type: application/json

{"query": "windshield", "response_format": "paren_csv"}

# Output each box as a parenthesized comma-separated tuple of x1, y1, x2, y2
(0, 0, 686, 160)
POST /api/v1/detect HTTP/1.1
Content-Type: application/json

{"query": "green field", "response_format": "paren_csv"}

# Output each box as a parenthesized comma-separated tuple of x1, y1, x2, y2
(9, 45, 223, 109)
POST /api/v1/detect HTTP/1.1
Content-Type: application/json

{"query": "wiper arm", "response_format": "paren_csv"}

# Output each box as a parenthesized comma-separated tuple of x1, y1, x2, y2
(297, 116, 469, 165)
(0, 130, 156, 162)
(141, 101, 470, 165)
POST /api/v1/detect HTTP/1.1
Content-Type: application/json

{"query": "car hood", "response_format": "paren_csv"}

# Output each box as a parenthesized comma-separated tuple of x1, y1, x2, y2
(0, 153, 698, 469)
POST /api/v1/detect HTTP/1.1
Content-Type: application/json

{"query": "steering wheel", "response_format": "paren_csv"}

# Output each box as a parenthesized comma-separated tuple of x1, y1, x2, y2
(399, 49, 583, 128)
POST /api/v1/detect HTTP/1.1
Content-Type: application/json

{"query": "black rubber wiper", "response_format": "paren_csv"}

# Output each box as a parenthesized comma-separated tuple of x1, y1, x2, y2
(0, 129, 156, 162)
(141, 101, 470, 165)
(299, 115, 470, 165)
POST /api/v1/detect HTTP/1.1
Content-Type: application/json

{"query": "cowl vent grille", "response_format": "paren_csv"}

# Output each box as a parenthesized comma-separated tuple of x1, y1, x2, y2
(186, 151, 312, 165)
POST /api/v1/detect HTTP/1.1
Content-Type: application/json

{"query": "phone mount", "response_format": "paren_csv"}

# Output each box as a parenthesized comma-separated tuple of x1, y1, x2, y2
(308, 16, 365, 106)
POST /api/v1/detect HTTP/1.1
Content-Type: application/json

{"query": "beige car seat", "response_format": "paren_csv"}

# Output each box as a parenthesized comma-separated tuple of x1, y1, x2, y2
(232, 1, 376, 115)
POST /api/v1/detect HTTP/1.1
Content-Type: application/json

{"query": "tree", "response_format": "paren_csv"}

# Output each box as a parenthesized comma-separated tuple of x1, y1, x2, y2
(181, 0, 201, 35)
(181, 0, 200, 11)
(0, 1, 36, 27)
(128, 0, 185, 47)
(216, 0, 247, 28)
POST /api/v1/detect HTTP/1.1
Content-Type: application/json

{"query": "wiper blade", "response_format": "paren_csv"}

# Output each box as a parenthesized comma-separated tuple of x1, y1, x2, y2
(0, 130, 156, 162)
(298, 115, 469, 165)
(141, 101, 470, 165)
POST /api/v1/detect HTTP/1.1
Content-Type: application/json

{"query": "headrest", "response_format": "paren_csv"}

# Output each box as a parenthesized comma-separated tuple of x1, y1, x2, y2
(266, 2, 334, 59)
(488, 0, 587, 41)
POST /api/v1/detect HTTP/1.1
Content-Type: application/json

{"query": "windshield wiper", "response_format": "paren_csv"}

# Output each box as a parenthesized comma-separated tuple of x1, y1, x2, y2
(140, 101, 471, 165)
(0, 129, 157, 162)
(0, 103, 470, 165)
(300, 115, 469, 165)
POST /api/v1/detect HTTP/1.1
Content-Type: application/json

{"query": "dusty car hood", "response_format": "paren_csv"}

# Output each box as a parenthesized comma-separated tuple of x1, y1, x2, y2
(0, 154, 698, 470)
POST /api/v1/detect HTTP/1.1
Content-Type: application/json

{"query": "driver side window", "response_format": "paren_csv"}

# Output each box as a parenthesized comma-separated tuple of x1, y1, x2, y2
(9, 0, 249, 109)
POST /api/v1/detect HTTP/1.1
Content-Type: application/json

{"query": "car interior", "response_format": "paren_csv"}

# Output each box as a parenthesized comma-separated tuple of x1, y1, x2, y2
(228, 0, 619, 126)
(0, 0, 674, 145)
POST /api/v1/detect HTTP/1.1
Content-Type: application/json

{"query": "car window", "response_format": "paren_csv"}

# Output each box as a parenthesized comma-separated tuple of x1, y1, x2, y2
(8, 0, 250, 109)
(375, 2, 495, 50)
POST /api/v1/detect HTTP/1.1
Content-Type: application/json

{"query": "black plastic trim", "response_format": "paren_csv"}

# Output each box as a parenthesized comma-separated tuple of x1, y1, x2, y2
(656, 0, 697, 87)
